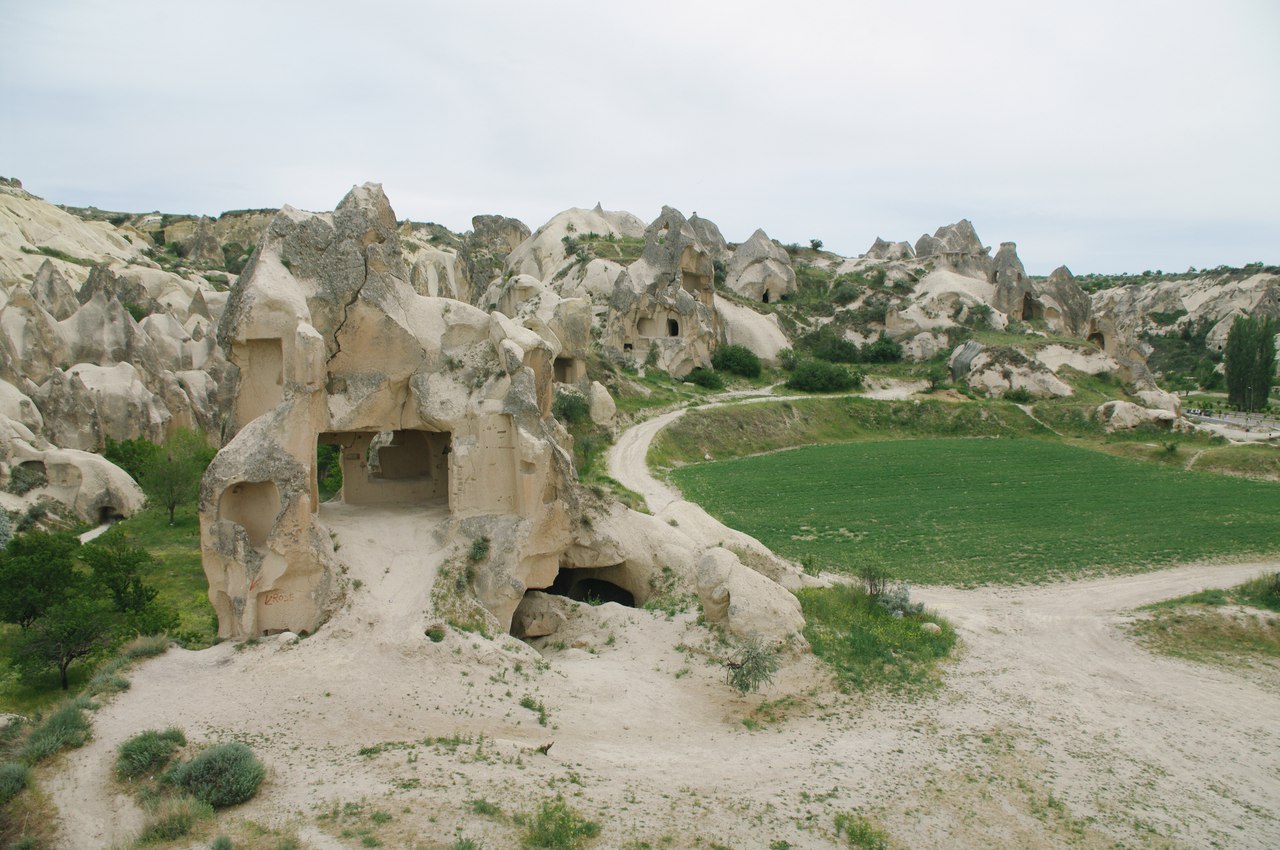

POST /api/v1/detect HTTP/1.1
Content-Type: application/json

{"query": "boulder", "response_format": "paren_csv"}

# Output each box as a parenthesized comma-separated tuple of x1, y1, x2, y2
(1096, 400, 1177, 432)
(511, 591, 571, 638)
(29, 259, 79, 320)
(865, 237, 914, 262)
(695, 547, 804, 644)
(587, 381, 615, 427)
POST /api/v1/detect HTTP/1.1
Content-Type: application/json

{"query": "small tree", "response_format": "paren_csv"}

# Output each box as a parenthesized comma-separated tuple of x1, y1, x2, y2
(809, 238, 824, 251)
(140, 428, 215, 525)
(1224, 314, 1277, 412)
(16, 591, 114, 689)
(0, 531, 80, 629)
(725, 636, 781, 694)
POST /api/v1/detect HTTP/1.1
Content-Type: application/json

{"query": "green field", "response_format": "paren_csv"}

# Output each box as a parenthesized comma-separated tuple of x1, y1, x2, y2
(670, 438, 1280, 585)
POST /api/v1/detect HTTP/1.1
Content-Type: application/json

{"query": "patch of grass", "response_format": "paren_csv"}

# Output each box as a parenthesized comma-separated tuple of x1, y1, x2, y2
(672, 438, 1280, 585)
(19, 696, 93, 764)
(833, 811, 890, 850)
(164, 741, 264, 808)
(136, 793, 214, 844)
(518, 795, 600, 850)
(519, 695, 548, 726)
(1132, 573, 1280, 670)
(798, 585, 955, 691)
(650, 396, 1046, 468)
(0, 761, 30, 805)
(117, 728, 187, 780)
(109, 505, 216, 648)
(468, 797, 502, 817)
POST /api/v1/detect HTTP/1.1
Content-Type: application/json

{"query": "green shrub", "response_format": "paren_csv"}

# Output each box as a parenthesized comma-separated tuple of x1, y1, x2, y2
(831, 281, 862, 304)
(468, 537, 491, 563)
(860, 333, 902, 363)
(519, 796, 600, 850)
(1003, 387, 1033, 403)
(0, 761, 30, 806)
(121, 634, 172, 660)
(778, 348, 797, 371)
(20, 697, 93, 764)
(136, 794, 214, 843)
(211, 837, 233, 850)
(165, 742, 264, 808)
(116, 728, 187, 779)
(683, 367, 724, 390)
(711, 345, 762, 378)
(833, 812, 889, 850)
(6, 465, 47, 495)
(725, 637, 780, 694)
(552, 391, 590, 425)
(786, 360, 861, 393)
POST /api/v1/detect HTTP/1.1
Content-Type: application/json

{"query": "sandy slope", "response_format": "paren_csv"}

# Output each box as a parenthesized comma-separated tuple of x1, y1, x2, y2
(44, 396, 1280, 848)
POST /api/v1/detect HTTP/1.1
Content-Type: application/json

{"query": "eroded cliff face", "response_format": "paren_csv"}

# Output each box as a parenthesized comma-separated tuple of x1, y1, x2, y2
(202, 184, 579, 639)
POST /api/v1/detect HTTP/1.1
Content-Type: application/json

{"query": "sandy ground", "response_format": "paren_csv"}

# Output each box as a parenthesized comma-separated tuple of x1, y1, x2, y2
(44, 392, 1280, 849)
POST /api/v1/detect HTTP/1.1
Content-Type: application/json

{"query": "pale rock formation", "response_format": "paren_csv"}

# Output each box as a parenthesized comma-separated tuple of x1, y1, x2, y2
(402, 235, 473, 303)
(714, 295, 791, 365)
(30, 260, 79, 319)
(687, 213, 729, 260)
(510, 590, 572, 638)
(507, 205, 646, 283)
(864, 237, 914, 262)
(2, 433, 144, 523)
(991, 242, 1031, 318)
(913, 219, 993, 281)
(902, 332, 948, 362)
(32, 370, 100, 450)
(1096, 400, 1177, 432)
(202, 184, 579, 640)
(1033, 344, 1118, 376)
(696, 547, 804, 644)
(0, 288, 69, 384)
(1029, 266, 1092, 337)
(471, 214, 531, 255)
(0, 379, 43, 433)
(950, 342, 1072, 399)
(481, 275, 594, 384)
(723, 229, 796, 304)
(0, 181, 141, 286)
(886, 268, 1002, 339)
(65, 362, 171, 445)
(602, 207, 719, 376)
(556, 258, 627, 303)
(587, 381, 616, 427)
(1135, 388, 1181, 416)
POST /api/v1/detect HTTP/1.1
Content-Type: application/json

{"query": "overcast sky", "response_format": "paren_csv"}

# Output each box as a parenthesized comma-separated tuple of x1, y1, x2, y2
(2, 0, 1277, 275)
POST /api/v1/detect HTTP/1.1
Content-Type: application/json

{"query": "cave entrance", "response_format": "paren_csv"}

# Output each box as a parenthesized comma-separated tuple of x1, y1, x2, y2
(667, 318, 680, 337)
(762, 290, 770, 303)
(542, 567, 637, 607)
(554, 356, 581, 384)
(321, 429, 451, 507)
(98, 505, 123, 525)
(1088, 331, 1106, 349)
(1021, 293, 1043, 321)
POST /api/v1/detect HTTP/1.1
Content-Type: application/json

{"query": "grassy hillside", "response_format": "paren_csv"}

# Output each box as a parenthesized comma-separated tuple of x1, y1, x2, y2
(649, 395, 1050, 468)
(670, 438, 1280, 585)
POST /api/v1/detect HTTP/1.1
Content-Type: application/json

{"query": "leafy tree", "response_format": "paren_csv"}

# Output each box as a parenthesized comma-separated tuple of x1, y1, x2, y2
(861, 333, 904, 363)
(711, 344, 762, 378)
(785, 360, 862, 392)
(140, 428, 216, 525)
(16, 592, 115, 689)
(0, 531, 79, 629)
(1224, 314, 1277, 411)
(103, 435, 161, 481)
(80, 528, 158, 614)
(809, 238, 824, 251)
